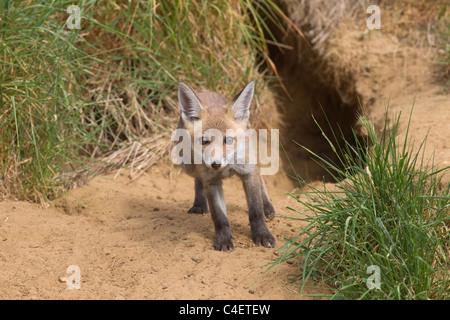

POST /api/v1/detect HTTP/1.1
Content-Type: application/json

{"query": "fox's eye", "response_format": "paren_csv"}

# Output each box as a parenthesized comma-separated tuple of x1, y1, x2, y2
(224, 136, 234, 145)
(200, 137, 210, 145)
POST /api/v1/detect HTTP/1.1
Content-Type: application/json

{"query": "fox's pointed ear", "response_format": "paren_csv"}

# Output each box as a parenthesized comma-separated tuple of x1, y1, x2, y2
(231, 81, 254, 122)
(178, 82, 204, 123)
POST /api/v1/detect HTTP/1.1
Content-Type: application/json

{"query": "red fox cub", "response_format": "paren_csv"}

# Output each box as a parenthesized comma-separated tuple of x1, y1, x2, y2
(175, 81, 275, 252)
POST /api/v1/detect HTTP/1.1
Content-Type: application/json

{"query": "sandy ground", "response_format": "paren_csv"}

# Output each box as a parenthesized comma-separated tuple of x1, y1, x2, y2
(0, 24, 448, 300)
(0, 166, 316, 299)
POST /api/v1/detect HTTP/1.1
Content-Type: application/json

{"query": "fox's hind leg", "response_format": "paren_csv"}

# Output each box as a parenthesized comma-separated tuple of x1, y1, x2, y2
(188, 177, 209, 214)
(260, 176, 275, 218)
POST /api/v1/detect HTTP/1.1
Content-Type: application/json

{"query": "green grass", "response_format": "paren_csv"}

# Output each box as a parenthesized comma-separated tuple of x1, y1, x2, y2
(271, 109, 449, 299)
(0, 0, 288, 201)
(0, 0, 106, 201)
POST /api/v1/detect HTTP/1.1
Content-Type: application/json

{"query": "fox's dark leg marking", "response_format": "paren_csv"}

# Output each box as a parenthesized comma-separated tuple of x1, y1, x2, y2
(204, 181, 234, 252)
(240, 170, 275, 248)
(260, 176, 275, 218)
(188, 177, 209, 214)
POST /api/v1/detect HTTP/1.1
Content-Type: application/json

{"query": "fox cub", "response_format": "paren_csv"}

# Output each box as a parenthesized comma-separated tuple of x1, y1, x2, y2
(176, 81, 275, 252)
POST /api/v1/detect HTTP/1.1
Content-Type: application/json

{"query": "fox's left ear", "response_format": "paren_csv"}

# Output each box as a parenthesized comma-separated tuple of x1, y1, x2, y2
(230, 81, 254, 122)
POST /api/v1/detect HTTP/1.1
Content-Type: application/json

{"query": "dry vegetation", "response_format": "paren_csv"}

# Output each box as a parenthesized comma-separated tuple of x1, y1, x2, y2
(1, 0, 292, 200)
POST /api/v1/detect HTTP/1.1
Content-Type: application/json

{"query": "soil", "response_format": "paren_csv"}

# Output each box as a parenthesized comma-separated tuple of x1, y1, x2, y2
(0, 166, 313, 299)
(0, 18, 448, 300)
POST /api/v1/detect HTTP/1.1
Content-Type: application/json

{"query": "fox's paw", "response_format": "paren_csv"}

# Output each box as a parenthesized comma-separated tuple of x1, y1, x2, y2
(213, 241, 234, 252)
(188, 206, 208, 214)
(253, 232, 276, 248)
(213, 232, 234, 252)
(264, 207, 276, 219)
(263, 202, 276, 219)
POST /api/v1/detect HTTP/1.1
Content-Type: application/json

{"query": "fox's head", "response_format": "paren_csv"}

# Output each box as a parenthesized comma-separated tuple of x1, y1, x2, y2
(178, 81, 255, 172)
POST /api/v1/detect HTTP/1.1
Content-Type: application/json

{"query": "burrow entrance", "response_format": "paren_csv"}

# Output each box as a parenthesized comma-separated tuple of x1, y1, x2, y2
(266, 19, 364, 183)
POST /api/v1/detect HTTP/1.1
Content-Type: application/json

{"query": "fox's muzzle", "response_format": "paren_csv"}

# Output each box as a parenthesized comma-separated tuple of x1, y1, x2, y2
(211, 161, 221, 170)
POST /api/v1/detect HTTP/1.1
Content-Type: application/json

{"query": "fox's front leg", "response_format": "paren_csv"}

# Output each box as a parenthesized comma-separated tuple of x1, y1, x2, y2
(188, 177, 208, 214)
(204, 181, 234, 252)
(241, 171, 276, 248)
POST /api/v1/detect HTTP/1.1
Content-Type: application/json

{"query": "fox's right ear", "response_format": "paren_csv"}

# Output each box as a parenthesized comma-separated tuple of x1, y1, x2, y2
(230, 81, 254, 123)
(178, 82, 204, 123)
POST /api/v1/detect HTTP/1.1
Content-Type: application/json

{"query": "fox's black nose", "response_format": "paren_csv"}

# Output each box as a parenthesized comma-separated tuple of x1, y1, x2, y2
(211, 161, 221, 169)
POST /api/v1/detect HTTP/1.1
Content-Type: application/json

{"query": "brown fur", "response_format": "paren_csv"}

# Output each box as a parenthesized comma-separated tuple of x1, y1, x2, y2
(177, 82, 275, 252)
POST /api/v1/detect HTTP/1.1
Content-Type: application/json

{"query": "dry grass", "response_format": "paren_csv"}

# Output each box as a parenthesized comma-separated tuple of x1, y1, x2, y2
(1, 0, 295, 201)
(281, 0, 370, 53)
(75, 0, 290, 182)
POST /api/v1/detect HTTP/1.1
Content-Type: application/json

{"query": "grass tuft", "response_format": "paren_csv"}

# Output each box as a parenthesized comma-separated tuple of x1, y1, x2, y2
(272, 108, 449, 299)
(0, 0, 105, 202)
